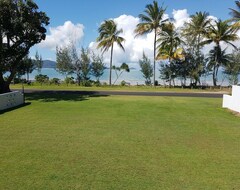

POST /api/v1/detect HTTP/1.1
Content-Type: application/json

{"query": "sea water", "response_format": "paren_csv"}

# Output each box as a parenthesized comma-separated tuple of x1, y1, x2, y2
(24, 68, 240, 86)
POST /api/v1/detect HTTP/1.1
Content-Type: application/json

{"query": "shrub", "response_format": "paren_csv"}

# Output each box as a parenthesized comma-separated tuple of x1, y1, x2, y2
(50, 78, 61, 85)
(121, 80, 126, 86)
(64, 77, 75, 85)
(35, 74, 49, 85)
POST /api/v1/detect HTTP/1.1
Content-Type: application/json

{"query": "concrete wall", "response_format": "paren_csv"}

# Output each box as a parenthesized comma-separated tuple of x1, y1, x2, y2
(222, 85, 240, 113)
(0, 91, 24, 111)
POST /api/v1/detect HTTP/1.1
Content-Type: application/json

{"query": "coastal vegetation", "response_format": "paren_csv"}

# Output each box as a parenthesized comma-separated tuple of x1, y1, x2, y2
(1, 1, 240, 93)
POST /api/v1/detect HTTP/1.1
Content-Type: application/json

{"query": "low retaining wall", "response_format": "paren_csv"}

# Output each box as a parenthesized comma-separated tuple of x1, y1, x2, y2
(222, 85, 240, 113)
(0, 91, 24, 111)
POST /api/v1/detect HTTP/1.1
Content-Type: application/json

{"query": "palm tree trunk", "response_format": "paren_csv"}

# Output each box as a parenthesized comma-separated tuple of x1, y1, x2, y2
(109, 44, 114, 86)
(153, 29, 157, 86)
(213, 65, 217, 86)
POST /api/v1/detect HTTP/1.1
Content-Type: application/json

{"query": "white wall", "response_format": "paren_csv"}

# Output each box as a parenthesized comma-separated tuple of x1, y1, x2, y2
(0, 91, 24, 111)
(222, 85, 240, 113)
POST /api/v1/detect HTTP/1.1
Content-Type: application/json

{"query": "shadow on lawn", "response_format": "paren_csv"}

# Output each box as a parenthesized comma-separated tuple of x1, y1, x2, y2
(0, 102, 31, 115)
(25, 91, 109, 102)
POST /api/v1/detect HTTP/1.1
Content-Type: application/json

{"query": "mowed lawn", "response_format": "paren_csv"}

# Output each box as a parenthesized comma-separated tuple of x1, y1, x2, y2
(0, 93, 239, 190)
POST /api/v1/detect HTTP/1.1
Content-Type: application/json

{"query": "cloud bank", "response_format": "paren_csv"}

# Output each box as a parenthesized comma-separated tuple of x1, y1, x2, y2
(39, 21, 84, 50)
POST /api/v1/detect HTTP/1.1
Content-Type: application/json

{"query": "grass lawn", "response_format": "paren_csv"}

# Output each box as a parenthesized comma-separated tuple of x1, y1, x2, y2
(0, 93, 239, 189)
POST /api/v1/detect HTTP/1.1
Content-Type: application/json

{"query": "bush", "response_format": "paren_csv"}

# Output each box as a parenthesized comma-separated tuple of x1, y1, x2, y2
(13, 77, 28, 84)
(81, 80, 92, 87)
(121, 80, 126, 86)
(102, 82, 108, 86)
(35, 74, 49, 85)
(64, 77, 75, 85)
(92, 80, 101, 87)
(50, 78, 61, 85)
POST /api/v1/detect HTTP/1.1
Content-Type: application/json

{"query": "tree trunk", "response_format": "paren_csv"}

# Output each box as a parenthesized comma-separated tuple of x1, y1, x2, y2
(109, 44, 114, 86)
(0, 80, 10, 94)
(0, 71, 11, 93)
(213, 65, 217, 87)
(153, 29, 157, 86)
(77, 74, 81, 86)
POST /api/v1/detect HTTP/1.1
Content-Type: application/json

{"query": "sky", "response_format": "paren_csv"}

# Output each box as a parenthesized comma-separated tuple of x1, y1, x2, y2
(30, 0, 238, 67)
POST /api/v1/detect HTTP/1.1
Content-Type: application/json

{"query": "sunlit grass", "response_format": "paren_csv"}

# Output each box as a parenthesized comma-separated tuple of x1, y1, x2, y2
(0, 93, 239, 189)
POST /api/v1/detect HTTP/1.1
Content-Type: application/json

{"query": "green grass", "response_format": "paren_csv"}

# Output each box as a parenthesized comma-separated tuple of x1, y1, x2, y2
(0, 93, 239, 189)
(10, 83, 231, 93)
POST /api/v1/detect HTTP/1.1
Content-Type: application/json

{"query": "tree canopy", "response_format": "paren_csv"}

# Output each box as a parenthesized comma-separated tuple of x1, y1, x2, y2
(0, 0, 49, 93)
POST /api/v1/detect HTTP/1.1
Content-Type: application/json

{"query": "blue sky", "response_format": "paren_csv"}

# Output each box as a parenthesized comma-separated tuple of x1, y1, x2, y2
(31, 0, 238, 63)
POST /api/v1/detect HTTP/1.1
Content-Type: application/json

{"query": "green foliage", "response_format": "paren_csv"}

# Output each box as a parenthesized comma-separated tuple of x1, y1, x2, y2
(0, 0, 49, 93)
(50, 78, 61, 85)
(180, 49, 206, 87)
(160, 63, 175, 84)
(120, 80, 127, 86)
(79, 48, 91, 85)
(91, 53, 105, 82)
(157, 22, 183, 61)
(229, 1, 240, 22)
(56, 45, 92, 86)
(139, 53, 153, 85)
(34, 51, 43, 74)
(35, 74, 49, 85)
(207, 46, 231, 86)
(56, 46, 73, 77)
(223, 50, 240, 85)
(16, 55, 35, 81)
(13, 78, 28, 84)
(112, 63, 130, 85)
(181, 12, 211, 86)
(64, 77, 75, 86)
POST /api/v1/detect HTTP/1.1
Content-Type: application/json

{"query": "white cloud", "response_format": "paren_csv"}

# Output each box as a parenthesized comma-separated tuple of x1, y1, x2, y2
(172, 9, 190, 28)
(39, 21, 84, 50)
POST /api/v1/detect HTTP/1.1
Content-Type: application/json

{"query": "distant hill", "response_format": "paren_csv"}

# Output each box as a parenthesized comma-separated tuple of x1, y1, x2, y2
(43, 60, 56, 68)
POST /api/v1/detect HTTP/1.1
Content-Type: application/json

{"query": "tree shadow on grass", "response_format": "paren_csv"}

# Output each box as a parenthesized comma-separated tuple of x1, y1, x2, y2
(0, 102, 31, 115)
(25, 91, 109, 102)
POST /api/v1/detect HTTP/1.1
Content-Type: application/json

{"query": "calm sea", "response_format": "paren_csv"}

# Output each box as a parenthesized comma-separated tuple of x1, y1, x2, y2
(25, 68, 239, 86)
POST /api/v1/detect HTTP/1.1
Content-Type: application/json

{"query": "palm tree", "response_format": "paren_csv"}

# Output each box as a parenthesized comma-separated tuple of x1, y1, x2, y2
(230, 1, 240, 22)
(182, 12, 211, 57)
(96, 20, 125, 85)
(203, 20, 239, 86)
(157, 22, 184, 61)
(181, 12, 211, 86)
(223, 50, 240, 85)
(156, 22, 184, 86)
(207, 47, 231, 86)
(135, 1, 167, 86)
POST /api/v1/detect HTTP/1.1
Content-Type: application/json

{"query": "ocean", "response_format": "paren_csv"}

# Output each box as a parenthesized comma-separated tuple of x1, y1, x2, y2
(25, 68, 239, 86)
